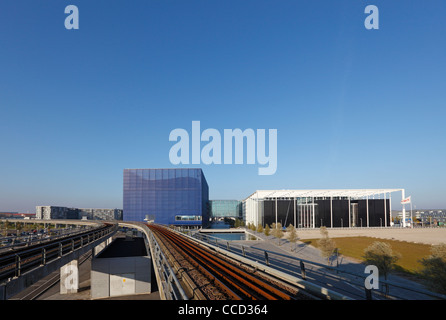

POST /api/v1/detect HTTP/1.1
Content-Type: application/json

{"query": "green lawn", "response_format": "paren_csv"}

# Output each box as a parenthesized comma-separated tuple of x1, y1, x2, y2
(304, 236, 433, 274)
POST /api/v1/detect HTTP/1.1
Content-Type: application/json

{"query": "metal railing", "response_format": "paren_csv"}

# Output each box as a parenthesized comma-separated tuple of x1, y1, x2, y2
(0, 226, 96, 252)
(118, 222, 188, 300)
(148, 230, 188, 300)
(0, 223, 117, 283)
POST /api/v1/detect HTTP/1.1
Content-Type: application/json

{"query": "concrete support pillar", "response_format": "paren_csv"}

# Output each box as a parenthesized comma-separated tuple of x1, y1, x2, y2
(60, 259, 79, 294)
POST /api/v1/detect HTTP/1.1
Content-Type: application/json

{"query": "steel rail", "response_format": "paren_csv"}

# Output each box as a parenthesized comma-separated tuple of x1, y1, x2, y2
(159, 227, 285, 300)
(150, 225, 242, 300)
(149, 224, 295, 300)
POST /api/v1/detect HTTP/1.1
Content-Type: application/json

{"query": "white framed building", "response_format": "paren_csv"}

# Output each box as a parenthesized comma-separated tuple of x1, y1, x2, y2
(243, 189, 408, 229)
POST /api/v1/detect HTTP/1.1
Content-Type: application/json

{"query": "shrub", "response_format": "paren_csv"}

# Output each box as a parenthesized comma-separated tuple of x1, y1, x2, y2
(317, 227, 337, 263)
(271, 223, 284, 245)
(363, 241, 400, 280)
(286, 224, 299, 251)
(419, 243, 446, 294)
(264, 224, 271, 237)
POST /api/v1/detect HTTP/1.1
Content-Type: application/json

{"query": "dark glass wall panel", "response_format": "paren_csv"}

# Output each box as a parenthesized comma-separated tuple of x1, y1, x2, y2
(369, 199, 390, 227)
(262, 200, 295, 227)
(315, 200, 330, 227)
(263, 200, 275, 227)
(333, 200, 350, 228)
(313, 200, 348, 228)
(356, 199, 390, 227)
(358, 200, 368, 227)
(279, 200, 295, 227)
(368, 200, 376, 226)
(260, 198, 390, 228)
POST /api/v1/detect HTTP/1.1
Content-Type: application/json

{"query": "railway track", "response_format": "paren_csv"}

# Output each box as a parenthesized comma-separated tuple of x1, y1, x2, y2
(148, 224, 316, 300)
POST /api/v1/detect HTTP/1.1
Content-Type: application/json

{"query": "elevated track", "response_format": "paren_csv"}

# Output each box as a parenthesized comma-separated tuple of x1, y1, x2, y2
(0, 222, 117, 299)
(148, 224, 322, 300)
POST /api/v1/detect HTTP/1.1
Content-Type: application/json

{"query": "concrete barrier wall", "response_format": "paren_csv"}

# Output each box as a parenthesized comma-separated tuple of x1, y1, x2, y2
(91, 255, 151, 299)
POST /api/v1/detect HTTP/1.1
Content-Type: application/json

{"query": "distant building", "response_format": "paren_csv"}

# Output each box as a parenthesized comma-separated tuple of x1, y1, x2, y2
(209, 200, 243, 220)
(35, 206, 122, 220)
(36, 206, 79, 220)
(0, 212, 35, 219)
(413, 210, 446, 226)
(79, 208, 123, 220)
(243, 189, 401, 228)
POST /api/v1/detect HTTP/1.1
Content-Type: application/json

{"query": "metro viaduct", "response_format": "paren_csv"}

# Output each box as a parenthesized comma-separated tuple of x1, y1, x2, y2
(0, 219, 117, 300)
(1, 220, 351, 301)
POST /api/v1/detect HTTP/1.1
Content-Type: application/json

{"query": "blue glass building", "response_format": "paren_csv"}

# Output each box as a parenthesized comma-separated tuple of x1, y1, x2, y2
(123, 168, 209, 227)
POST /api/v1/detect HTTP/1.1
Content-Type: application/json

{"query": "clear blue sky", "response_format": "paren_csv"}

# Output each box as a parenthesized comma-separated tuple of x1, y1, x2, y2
(1, 0, 445, 212)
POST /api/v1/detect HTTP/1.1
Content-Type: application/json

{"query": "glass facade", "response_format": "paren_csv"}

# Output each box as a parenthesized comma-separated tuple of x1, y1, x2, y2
(123, 168, 209, 227)
(209, 200, 242, 219)
(262, 198, 390, 228)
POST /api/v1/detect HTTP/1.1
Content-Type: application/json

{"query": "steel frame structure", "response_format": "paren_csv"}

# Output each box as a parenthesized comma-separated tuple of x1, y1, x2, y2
(243, 189, 406, 228)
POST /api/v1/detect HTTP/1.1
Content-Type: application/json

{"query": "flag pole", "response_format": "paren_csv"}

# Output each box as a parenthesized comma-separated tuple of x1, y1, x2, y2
(402, 189, 406, 228)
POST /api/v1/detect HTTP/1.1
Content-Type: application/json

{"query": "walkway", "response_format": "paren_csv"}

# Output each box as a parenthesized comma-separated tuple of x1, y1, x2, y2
(212, 227, 444, 300)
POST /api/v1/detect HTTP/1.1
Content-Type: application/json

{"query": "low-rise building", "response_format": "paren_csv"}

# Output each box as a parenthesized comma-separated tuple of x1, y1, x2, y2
(35, 206, 122, 221)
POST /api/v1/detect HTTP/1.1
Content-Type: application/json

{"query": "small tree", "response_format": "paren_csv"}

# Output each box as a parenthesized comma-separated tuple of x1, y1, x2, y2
(264, 224, 271, 237)
(271, 223, 284, 245)
(256, 224, 264, 233)
(317, 227, 337, 263)
(420, 243, 446, 294)
(286, 224, 299, 251)
(363, 241, 400, 281)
